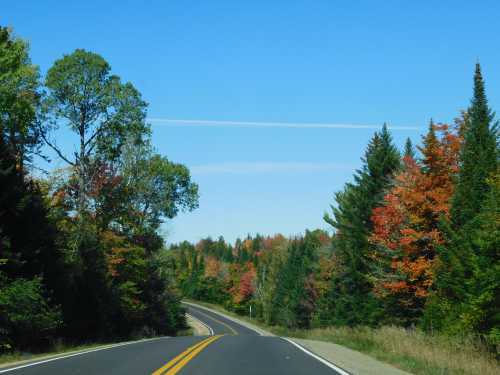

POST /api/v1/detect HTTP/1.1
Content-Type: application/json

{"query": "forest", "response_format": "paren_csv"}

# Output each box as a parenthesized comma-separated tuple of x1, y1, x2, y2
(0, 26, 198, 352)
(168, 63, 499, 351)
(1, 21, 499, 362)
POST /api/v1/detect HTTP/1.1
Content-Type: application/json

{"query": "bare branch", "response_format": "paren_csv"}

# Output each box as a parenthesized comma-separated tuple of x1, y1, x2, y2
(37, 122, 75, 166)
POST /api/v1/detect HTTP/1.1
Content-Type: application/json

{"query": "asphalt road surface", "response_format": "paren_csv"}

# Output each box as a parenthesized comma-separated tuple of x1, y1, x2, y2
(1, 303, 346, 374)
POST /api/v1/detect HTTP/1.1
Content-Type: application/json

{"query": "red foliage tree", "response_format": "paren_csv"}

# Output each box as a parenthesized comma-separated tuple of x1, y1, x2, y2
(370, 123, 462, 319)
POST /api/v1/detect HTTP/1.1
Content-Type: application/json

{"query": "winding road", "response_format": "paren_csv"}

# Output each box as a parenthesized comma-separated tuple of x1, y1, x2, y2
(0, 303, 347, 374)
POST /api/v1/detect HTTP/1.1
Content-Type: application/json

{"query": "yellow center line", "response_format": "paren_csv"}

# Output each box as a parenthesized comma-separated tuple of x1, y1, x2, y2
(191, 309, 238, 335)
(164, 335, 222, 375)
(151, 336, 218, 375)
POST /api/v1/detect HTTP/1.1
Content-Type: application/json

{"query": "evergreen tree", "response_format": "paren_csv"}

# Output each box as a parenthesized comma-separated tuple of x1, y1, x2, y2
(426, 170, 499, 344)
(404, 137, 416, 160)
(271, 237, 315, 328)
(324, 124, 400, 325)
(451, 63, 498, 227)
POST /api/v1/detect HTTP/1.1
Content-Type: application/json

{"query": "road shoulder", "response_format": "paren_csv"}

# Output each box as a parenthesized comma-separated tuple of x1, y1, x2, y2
(288, 338, 412, 375)
(186, 313, 212, 336)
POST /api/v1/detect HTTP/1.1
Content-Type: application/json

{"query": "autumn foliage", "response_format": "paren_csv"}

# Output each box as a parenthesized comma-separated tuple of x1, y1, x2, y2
(370, 123, 462, 320)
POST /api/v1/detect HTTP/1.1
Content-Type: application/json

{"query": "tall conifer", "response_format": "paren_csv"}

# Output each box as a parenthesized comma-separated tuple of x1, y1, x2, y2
(404, 137, 416, 160)
(451, 63, 498, 226)
(324, 124, 400, 325)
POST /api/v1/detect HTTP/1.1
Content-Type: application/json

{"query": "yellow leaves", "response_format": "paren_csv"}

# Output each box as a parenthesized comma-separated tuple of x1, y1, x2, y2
(204, 256, 221, 278)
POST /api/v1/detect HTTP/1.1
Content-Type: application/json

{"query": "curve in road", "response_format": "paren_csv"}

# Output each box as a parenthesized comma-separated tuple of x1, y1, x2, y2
(0, 303, 348, 374)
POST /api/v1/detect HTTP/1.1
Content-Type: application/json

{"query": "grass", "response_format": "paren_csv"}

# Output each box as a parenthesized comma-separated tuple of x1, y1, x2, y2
(0, 334, 172, 367)
(185, 300, 500, 375)
(0, 341, 112, 366)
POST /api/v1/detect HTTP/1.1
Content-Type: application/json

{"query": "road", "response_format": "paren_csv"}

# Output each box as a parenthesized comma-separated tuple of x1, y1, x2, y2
(0, 303, 346, 374)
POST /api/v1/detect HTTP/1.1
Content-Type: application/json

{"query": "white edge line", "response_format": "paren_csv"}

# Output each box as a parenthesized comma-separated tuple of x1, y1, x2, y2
(0, 336, 169, 373)
(282, 338, 351, 375)
(186, 313, 214, 336)
(182, 302, 265, 336)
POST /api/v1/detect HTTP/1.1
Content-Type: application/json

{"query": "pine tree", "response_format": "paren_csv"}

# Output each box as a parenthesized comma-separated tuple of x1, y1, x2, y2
(324, 124, 400, 325)
(404, 137, 416, 160)
(451, 63, 498, 227)
(424, 65, 499, 345)
(271, 237, 315, 328)
(426, 170, 499, 343)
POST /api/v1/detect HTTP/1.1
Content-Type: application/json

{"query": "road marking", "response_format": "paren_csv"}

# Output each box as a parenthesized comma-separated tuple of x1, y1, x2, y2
(186, 313, 214, 335)
(189, 308, 238, 335)
(183, 301, 267, 336)
(164, 335, 222, 375)
(282, 338, 351, 375)
(152, 335, 221, 375)
(151, 336, 214, 375)
(0, 337, 169, 374)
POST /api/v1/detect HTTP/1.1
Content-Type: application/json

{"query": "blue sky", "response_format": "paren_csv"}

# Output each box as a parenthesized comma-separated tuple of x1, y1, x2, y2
(2, 1, 499, 244)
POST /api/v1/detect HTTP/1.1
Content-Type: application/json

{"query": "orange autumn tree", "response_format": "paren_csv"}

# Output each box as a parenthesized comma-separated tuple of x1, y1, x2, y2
(228, 262, 256, 309)
(370, 122, 462, 324)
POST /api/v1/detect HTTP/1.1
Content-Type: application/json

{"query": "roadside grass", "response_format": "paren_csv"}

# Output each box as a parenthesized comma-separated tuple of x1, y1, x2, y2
(177, 327, 194, 336)
(184, 300, 500, 375)
(0, 333, 177, 368)
(0, 341, 110, 367)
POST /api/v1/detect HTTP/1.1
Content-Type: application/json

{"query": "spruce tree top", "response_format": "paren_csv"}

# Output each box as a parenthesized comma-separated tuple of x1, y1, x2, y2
(451, 63, 498, 226)
(404, 137, 416, 160)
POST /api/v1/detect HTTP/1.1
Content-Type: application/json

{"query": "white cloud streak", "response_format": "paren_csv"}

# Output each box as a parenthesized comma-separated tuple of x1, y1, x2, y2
(190, 162, 355, 175)
(148, 118, 421, 131)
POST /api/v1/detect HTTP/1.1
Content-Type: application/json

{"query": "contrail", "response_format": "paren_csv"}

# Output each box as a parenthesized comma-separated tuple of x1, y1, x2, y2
(190, 162, 356, 175)
(147, 118, 421, 130)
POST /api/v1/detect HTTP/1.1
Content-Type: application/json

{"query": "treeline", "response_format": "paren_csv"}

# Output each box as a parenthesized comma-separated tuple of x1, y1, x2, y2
(0, 26, 198, 352)
(169, 64, 499, 348)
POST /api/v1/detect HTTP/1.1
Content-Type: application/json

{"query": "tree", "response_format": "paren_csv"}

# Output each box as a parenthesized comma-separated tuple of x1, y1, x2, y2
(271, 232, 320, 328)
(117, 139, 199, 235)
(0, 26, 41, 169)
(41, 49, 148, 219)
(451, 63, 498, 227)
(370, 123, 461, 325)
(324, 124, 400, 325)
(426, 171, 499, 345)
(423, 65, 499, 344)
(0, 27, 63, 351)
(404, 137, 416, 160)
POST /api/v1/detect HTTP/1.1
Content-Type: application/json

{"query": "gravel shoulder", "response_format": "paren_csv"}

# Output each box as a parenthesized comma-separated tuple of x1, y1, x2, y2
(289, 337, 412, 375)
(186, 313, 211, 336)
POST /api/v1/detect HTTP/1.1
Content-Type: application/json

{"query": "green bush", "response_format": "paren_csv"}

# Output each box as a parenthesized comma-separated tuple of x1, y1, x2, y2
(0, 277, 62, 352)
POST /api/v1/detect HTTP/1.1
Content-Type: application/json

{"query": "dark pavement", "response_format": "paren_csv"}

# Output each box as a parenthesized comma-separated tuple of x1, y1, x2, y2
(0, 303, 342, 374)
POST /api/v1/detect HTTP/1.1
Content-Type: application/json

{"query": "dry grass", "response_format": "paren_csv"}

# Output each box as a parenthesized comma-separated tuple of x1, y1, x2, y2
(272, 325, 499, 375)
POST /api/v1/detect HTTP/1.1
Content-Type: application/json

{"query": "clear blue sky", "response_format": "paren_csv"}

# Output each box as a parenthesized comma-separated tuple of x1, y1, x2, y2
(3, 1, 499, 244)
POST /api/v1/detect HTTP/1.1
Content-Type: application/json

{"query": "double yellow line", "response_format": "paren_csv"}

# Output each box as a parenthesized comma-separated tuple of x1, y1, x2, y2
(152, 335, 222, 375)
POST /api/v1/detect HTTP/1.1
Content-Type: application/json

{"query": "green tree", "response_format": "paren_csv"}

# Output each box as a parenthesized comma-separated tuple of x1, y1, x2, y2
(426, 171, 500, 345)
(0, 26, 40, 169)
(0, 277, 61, 351)
(403, 137, 416, 160)
(324, 124, 400, 325)
(451, 63, 498, 227)
(41, 49, 148, 219)
(271, 232, 320, 328)
(0, 27, 63, 351)
(106, 137, 199, 234)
